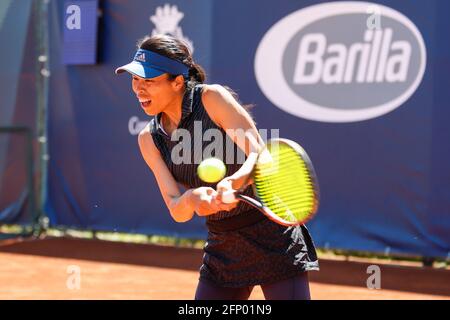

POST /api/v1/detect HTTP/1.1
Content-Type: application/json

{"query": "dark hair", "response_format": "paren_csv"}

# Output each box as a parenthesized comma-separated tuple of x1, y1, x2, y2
(137, 34, 254, 116)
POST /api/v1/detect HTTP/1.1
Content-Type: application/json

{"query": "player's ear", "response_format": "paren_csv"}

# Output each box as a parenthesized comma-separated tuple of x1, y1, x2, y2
(172, 75, 185, 91)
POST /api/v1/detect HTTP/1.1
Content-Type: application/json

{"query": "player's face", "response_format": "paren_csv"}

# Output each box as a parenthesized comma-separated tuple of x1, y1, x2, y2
(132, 73, 184, 116)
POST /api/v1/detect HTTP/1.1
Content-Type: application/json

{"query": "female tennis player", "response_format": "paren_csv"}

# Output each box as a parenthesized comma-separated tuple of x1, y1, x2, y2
(116, 34, 319, 300)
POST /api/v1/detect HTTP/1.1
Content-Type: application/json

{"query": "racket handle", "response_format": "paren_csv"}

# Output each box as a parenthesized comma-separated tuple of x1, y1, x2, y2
(221, 190, 237, 203)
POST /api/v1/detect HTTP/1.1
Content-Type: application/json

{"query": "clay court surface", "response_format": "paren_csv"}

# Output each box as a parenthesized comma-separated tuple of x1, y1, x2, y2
(0, 237, 449, 300)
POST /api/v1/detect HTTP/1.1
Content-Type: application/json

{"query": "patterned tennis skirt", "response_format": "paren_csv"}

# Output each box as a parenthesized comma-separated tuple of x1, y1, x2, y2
(199, 212, 320, 288)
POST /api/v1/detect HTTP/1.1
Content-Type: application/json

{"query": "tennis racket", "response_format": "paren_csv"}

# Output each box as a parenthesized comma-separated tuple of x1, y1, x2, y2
(221, 138, 319, 226)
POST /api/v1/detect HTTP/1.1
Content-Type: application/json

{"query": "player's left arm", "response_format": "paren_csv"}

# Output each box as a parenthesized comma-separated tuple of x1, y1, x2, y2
(201, 84, 265, 190)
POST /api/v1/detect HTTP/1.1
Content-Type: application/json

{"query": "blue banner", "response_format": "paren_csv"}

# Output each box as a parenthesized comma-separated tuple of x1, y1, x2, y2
(44, 0, 450, 258)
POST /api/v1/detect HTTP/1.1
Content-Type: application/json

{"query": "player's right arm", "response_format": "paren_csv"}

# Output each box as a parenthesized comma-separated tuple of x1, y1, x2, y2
(137, 124, 230, 222)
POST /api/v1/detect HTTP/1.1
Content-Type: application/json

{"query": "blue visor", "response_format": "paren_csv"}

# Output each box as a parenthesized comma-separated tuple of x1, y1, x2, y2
(115, 49, 189, 79)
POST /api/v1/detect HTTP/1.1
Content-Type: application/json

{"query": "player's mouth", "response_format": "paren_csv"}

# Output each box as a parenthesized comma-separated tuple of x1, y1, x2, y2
(139, 100, 152, 108)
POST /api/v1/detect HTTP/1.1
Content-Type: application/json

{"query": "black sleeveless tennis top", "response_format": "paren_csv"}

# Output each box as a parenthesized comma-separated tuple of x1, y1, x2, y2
(149, 84, 256, 221)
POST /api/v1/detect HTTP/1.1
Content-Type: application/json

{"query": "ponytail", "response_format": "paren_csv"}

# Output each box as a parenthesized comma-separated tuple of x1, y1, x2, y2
(188, 63, 206, 83)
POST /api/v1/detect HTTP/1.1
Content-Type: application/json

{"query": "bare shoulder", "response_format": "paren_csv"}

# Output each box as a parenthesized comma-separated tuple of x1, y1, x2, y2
(138, 122, 159, 157)
(138, 122, 152, 143)
(201, 84, 241, 127)
(201, 84, 231, 103)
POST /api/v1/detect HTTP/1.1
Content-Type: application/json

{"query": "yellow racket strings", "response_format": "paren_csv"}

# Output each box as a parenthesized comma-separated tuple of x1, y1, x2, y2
(254, 143, 315, 222)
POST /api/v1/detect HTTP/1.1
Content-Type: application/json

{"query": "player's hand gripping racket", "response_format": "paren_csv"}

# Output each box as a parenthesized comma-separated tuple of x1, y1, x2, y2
(221, 138, 319, 226)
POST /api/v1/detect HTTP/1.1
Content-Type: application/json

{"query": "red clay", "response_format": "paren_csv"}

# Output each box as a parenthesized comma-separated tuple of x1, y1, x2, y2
(0, 237, 448, 300)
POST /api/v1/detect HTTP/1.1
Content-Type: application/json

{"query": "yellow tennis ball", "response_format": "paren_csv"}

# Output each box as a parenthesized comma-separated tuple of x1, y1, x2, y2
(197, 158, 226, 183)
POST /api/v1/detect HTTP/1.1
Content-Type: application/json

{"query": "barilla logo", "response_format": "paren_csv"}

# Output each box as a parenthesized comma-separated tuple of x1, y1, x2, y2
(135, 53, 146, 62)
(254, 2, 427, 123)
